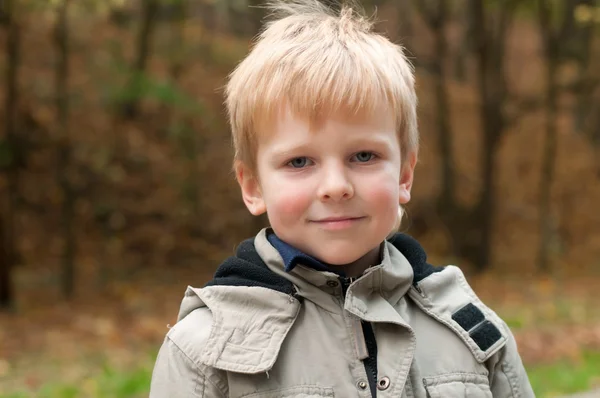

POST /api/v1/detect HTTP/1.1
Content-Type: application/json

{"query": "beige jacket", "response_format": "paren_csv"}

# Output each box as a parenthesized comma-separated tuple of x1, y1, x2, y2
(150, 229, 534, 397)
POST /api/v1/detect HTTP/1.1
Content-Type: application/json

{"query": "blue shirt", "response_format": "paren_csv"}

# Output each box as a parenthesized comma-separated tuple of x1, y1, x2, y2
(267, 232, 347, 276)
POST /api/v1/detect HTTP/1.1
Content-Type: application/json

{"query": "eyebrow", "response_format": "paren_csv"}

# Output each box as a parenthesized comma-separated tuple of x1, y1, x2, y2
(345, 135, 395, 148)
(267, 143, 314, 161)
(266, 130, 396, 156)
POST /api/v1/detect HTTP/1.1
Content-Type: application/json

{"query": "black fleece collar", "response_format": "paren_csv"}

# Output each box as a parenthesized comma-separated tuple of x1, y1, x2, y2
(204, 233, 444, 294)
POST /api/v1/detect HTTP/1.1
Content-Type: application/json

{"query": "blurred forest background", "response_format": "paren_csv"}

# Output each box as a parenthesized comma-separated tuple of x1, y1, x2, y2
(0, 0, 599, 396)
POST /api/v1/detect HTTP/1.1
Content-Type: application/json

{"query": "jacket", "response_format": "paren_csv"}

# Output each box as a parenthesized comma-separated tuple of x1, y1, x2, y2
(150, 228, 534, 397)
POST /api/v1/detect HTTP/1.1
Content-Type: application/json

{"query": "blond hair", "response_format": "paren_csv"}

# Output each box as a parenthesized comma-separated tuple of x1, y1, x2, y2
(225, 0, 418, 171)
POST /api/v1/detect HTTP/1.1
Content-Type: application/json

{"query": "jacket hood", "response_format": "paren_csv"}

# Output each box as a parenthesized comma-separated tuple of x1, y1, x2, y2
(204, 232, 443, 293)
(172, 231, 508, 374)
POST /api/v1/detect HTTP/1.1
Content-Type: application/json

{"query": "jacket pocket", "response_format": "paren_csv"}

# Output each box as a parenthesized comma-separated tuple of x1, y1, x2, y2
(423, 373, 492, 398)
(241, 385, 334, 398)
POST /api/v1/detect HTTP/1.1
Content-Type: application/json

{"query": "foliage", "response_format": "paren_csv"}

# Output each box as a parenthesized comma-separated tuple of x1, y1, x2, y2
(528, 351, 600, 397)
(574, 3, 600, 24)
(110, 68, 204, 114)
(0, 362, 153, 397)
(2, 351, 599, 397)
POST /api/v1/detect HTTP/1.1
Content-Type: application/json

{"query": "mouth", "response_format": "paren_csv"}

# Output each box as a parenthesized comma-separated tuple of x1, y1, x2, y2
(310, 216, 366, 230)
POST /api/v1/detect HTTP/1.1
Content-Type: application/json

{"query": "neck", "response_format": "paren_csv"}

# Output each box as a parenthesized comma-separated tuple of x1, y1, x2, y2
(333, 245, 382, 278)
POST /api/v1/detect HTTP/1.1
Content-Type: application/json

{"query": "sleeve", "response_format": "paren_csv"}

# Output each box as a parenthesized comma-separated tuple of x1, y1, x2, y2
(489, 323, 535, 398)
(149, 336, 225, 398)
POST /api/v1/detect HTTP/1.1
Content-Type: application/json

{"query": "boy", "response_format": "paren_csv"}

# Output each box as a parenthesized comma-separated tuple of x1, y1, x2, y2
(150, 0, 534, 396)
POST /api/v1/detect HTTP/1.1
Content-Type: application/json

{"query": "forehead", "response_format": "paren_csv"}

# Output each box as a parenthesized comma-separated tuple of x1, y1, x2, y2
(257, 104, 397, 144)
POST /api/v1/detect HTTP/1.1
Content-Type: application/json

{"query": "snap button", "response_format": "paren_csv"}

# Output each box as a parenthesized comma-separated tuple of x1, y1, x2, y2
(377, 376, 391, 391)
(326, 280, 339, 288)
(356, 380, 368, 390)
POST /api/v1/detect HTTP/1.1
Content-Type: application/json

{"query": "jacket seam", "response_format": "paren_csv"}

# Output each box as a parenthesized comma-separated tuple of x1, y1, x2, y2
(195, 364, 204, 396)
(405, 375, 414, 398)
(388, 328, 415, 396)
(424, 371, 489, 378)
(500, 360, 520, 398)
(167, 336, 228, 398)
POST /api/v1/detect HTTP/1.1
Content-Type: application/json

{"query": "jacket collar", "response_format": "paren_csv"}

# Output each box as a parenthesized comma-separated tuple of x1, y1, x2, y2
(184, 229, 450, 374)
(255, 228, 416, 318)
(182, 230, 507, 374)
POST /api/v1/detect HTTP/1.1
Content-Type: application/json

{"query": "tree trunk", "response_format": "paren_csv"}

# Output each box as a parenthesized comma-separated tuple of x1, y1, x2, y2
(168, 0, 187, 81)
(5, 0, 19, 265)
(55, 0, 76, 298)
(563, 0, 594, 134)
(453, 4, 475, 82)
(1, 0, 19, 310)
(535, 0, 589, 272)
(396, 0, 413, 51)
(572, 7, 597, 141)
(415, 0, 488, 267)
(537, 57, 559, 273)
(0, 212, 10, 310)
(469, 0, 513, 271)
(430, 2, 454, 207)
(414, 0, 454, 204)
(476, 117, 501, 270)
(121, 0, 159, 119)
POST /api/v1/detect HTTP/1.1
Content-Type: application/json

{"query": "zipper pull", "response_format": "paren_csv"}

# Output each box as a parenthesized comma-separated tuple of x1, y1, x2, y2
(414, 283, 426, 298)
(340, 277, 350, 297)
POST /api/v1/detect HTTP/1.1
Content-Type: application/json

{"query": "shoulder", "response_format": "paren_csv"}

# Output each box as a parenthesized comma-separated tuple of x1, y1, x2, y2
(169, 285, 302, 374)
(408, 265, 510, 363)
(167, 305, 215, 365)
(151, 308, 230, 398)
(414, 269, 534, 395)
(386, 233, 511, 363)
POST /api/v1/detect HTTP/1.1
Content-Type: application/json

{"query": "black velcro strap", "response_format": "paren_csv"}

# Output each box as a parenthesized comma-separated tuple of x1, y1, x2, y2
(469, 320, 502, 351)
(452, 303, 485, 332)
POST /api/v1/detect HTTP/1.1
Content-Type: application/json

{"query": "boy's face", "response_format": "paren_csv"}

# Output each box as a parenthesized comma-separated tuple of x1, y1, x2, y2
(237, 107, 416, 267)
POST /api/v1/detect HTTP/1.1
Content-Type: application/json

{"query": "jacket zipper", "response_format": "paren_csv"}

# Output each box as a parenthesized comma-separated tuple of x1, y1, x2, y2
(413, 283, 426, 298)
(423, 379, 432, 398)
(340, 276, 353, 297)
(340, 276, 378, 397)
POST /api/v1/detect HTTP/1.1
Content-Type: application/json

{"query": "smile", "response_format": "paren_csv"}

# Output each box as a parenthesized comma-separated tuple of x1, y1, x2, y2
(310, 217, 366, 230)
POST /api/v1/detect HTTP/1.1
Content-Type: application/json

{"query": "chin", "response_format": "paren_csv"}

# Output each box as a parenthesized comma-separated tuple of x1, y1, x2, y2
(316, 251, 363, 266)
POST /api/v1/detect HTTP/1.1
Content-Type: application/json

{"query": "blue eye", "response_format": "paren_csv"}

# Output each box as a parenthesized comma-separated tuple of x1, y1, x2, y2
(353, 151, 375, 162)
(288, 157, 310, 168)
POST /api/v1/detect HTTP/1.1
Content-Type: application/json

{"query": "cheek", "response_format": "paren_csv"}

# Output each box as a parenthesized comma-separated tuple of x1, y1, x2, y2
(263, 177, 312, 221)
(360, 172, 400, 208)
(370, 184, 399, 211)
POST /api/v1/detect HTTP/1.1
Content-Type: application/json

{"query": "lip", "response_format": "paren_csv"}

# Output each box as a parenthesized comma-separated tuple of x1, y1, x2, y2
(310, 216, 366, 230)
(315, 216, 363, 222)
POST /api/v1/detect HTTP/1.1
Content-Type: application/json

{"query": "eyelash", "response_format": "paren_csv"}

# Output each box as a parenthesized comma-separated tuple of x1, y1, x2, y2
(284, 151, 379, 169)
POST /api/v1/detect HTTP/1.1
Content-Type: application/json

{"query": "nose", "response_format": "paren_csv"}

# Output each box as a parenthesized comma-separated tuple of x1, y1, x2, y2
(317, 163, 354, 202)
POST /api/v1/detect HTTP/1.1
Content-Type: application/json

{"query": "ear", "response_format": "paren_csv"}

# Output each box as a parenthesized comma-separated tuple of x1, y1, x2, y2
(399, 151, 417, 205)
(235, 161, 267, 216)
